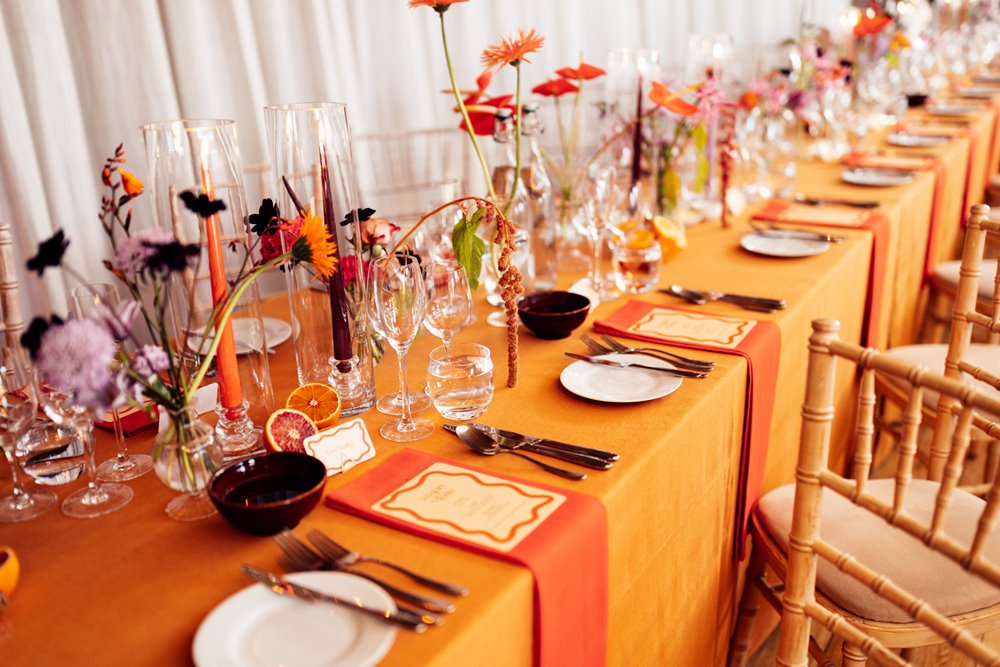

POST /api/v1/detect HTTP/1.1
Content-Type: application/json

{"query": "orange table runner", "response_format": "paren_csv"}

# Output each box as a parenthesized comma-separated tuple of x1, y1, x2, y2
(326, 448, 609, 667)
(593, 301, 780, 559)
(753, 201, 889, 347)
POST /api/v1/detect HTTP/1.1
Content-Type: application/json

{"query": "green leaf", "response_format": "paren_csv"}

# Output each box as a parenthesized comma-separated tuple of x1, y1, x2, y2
(692, 123, 708, 153)
(451, 207, 488, 290)
(661, 170, 681, 214)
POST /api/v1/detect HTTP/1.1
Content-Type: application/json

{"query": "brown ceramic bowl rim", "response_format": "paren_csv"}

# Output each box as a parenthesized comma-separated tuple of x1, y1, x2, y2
(208, 451, 327, 510)
(517, 291, 591, 316)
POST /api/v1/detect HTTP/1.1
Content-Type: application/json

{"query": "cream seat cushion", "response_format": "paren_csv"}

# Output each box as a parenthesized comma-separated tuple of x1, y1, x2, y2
(933, 259, 998, 298)
(758, 479, 1000, 623)
(882, 344, 1000, 417)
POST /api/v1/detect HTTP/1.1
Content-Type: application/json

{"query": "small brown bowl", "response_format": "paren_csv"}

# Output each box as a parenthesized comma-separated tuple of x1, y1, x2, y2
(517, 291, 591, 340)
(208, 452, 327, 536)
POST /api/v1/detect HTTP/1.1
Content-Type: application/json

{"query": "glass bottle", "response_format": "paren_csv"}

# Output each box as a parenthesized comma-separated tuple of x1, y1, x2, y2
(520, 104, 557, 290)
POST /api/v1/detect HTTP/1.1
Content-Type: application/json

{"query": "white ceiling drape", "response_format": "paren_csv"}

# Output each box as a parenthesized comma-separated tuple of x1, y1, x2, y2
(0, 0, 848, 321)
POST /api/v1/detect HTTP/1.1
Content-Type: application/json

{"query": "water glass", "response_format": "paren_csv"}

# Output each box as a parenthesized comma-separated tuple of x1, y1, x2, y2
(611, 233, 662, 294)
(426, 343, 494, 421)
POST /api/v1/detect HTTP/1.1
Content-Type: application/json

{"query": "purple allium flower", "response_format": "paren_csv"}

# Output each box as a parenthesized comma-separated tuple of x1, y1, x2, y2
(114, 227, 174, 276)
(91, 299, 139, 341)
(132, 345, 169, 377)
(35, 319, 118, 411)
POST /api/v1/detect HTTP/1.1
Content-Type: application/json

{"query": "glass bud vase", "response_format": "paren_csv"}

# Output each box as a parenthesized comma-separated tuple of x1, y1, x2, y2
(264, 102, 375, 416)
(152, 408, 224, 521)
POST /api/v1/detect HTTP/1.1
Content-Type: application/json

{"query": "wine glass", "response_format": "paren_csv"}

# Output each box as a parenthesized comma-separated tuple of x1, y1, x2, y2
(424, 259, 472, 351)
(70, 283, 154, 482)
(0, 347, 57, 522)
(366, 257, 431, 416)
(370, 255, 434, 442)
(37, 375, 133, 519)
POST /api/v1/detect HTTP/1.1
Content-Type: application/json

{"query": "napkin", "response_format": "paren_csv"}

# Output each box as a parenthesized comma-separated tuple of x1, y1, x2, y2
(755, 201, 888, 347)
(594, 301, 780, 559)
(326, 449, 608, 667)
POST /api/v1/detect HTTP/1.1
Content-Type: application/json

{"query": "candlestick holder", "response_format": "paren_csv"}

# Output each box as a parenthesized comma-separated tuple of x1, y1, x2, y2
(214, 400, 258, 456)
(264, 102, 376, 417)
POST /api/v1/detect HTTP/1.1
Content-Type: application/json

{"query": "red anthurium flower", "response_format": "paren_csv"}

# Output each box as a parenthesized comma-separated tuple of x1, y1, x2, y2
(854, 13, 892, 37)
(648, 81, 699, 116)
(555, 62, 606, 81)
(532, 78, 579, 97)
(461, 95, 514, 135)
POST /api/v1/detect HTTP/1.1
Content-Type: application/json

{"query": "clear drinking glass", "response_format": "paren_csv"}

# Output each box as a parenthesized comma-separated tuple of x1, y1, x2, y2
(70, 283, 154, 482)
(611, 231, 662, 294)
(426, 343, 494, 421)
(370, 255, 434, 442)
(424, 259, 472, 351)
(0, 347, 57, 522)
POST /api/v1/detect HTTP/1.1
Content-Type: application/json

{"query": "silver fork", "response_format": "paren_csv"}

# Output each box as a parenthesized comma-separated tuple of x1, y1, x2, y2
(306, 529, 468, 597)
(274, 531, 454, 616)
(591, 334, 715, 371)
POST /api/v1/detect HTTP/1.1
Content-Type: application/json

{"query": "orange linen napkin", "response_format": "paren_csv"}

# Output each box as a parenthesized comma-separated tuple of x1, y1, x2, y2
(593, 301, 780, 560)
(842, 152, 943, 282)
(327, 448, 608, 667)
(754, 201, 889, 347)
(893, 121, 980, 223)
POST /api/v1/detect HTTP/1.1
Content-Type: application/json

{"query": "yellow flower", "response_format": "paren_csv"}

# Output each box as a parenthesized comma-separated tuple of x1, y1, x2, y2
(291, 214, 338, 278)
(481, 27, 545, 70)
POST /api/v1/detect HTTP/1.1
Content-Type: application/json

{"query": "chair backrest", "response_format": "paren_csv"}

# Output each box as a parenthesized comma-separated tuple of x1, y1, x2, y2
(928, 204, 1000, 480)
(778, 318, 1000, 666)
(353, 127, 473, 197)
(0, 224, 24, 347)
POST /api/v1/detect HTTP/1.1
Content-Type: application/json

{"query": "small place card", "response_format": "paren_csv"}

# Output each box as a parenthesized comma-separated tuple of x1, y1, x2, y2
(303, 417, 375, 476)
(371, 462, 566, 552)
(629, 309, 755, 349)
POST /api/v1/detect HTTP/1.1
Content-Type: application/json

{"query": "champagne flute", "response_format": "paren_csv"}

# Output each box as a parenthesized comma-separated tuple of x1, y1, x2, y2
(71, 283, 153, 482)
(370, 255, 434, 442)
(0, 347, 57, 522)
(423, 259, 472, 352)
(367, 257, 431, 416)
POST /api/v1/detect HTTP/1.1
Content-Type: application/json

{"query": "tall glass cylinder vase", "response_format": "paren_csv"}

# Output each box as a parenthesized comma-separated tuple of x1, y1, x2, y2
(264, 102, 375, 417)
(141, 118, 274, 457)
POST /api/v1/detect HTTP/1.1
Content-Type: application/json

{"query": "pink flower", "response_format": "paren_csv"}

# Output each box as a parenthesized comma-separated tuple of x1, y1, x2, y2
(338, 255, 370, 285)
(35, 319, 119, 411)
(361, 218, 400, 246)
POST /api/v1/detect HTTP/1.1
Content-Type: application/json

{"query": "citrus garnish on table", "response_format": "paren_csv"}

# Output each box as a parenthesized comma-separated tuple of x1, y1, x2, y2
(0, 546, 19, 602)
(285, 383, 341, 429)
(264, 409, 318, 453)
(651, 215, 687, 261)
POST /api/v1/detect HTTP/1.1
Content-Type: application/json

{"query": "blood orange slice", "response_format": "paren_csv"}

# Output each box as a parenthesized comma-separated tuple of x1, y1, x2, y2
(264, 409, 318, 453)
(286, 383, 342, 430)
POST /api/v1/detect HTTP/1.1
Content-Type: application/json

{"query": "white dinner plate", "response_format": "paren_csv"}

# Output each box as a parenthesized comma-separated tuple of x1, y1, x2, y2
(559, 353, 683, 403)
(186, 317, 292, 355)
(886, 132, 948, 148)
(926, 101, 983, 116)
(263, 317, 293, 348)
(840, 167, 915, 188)
(956, 86, 1000, 99)
(740, 231, 830, 258)
(192, 571, 397, 667)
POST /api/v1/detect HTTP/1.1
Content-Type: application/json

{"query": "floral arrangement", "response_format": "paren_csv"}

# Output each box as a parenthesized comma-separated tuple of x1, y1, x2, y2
(21, 145, 337, 422)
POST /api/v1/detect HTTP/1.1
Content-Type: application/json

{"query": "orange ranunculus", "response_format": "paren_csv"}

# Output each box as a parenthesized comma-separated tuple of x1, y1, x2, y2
(408, 0, 468, 8)
(532, 78, 579, 97)
(119, 170, 144, 197)
(481, 27, 545, 70)
(555, 62, 606, 81)
(648, 81, 699, 116)
(738, 91, 760, 111)
(853, 13, 892, 37)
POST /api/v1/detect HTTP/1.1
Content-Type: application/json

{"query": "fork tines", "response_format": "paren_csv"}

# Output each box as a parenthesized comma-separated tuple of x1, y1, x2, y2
(593, 334, 715, 371)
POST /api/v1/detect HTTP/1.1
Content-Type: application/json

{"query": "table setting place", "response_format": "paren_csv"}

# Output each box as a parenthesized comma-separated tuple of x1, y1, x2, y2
(8, 2, 1000, 666)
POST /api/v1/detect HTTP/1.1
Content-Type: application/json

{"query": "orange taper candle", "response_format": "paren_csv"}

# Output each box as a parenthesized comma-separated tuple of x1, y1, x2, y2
(200, 160, 243, 410)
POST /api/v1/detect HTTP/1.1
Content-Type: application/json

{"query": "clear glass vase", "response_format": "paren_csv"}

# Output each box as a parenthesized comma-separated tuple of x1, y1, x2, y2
(264, 102, 376, 417)
(152, 408, 224, 521)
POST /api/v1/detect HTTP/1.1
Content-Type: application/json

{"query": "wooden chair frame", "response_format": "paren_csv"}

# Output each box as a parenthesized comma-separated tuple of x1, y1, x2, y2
(0, 223, 24, 347)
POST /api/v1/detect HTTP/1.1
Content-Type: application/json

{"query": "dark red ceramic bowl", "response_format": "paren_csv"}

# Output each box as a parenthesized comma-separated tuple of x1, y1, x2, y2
(517, 291, 591, 340)
(208, 452, 327, 536)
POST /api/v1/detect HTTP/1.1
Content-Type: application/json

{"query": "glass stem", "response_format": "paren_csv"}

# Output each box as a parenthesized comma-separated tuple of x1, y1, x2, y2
(111, 408, 129, 464)
(591, 229, 603, 293)
(79, 423, 100, 492)
(3, 448, 26, 499)
(396, 346, 414, 430)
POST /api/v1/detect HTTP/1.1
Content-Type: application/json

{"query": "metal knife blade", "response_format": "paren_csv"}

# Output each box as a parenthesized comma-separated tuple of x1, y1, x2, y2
(445, 424, 613, 470)
(793, 194, 879, 209)
(563, 352, 708, 378)
(240, 564, 429, 632)
(487, 426, 620, 462)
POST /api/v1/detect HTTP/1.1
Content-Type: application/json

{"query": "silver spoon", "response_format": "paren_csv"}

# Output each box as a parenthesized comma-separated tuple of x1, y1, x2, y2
(453, 425, 587, 481)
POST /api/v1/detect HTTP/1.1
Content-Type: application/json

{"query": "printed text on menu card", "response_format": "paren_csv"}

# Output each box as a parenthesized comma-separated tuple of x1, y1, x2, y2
(631, 310, 755, 349)
(371, 462, 566, 552)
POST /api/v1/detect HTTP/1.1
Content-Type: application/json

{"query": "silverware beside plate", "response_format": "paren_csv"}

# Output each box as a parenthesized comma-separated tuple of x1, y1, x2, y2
(563, 352, 708, 378)
(661, 284, 786, 313)
(793, 193, 879, 209)
(450, 424, 587, 480)
(449, 423, 615, 469)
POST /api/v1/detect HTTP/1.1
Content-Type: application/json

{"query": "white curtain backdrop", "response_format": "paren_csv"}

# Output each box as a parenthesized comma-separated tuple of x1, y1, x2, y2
(0, 0, 848, 322)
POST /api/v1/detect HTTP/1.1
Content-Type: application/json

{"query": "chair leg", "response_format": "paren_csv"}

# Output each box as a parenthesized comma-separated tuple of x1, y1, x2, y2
(728, 545, 767, 667)
(842, 641, 868, 667)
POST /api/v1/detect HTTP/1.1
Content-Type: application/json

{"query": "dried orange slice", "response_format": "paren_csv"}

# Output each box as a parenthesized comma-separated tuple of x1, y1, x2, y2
(624, 230, 656, 249)
(0, 546, 19, 599)
(286, 383, 342, 430)
(264, 408, 318, 453)
(651, 215, 688, 261)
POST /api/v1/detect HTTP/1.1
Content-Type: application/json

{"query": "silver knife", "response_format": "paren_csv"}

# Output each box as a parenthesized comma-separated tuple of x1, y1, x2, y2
(661, 285, 785, 312)
(241, 564, 429, 632)
(563, 352, 708, 378)
(473, 424, 620, 462)
(793, 193, 879, 209)
(447, 424, 614, 469)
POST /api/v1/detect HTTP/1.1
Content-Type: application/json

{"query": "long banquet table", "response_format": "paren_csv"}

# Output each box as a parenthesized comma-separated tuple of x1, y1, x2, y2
(2, 97, 999, 666)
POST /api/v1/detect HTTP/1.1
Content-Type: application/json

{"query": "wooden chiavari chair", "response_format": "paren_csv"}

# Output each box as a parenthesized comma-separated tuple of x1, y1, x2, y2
(728, 318, 1000, 666)
(0, 224, 25, 347)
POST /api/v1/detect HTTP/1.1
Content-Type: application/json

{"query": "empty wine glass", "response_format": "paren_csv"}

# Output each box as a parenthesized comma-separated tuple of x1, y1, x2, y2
(370, 255, 434, 442)
(71, 283, 153, 482)
(424, 259, 472, 351)
(0, 347, 57, 522)
(366, 257, 431, 416)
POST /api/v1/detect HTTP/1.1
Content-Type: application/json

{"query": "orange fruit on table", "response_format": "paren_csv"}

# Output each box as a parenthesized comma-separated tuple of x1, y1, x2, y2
(264, 409, 318, 453)
(0, 546, 19, 600)
(286, 383, 342, 429)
